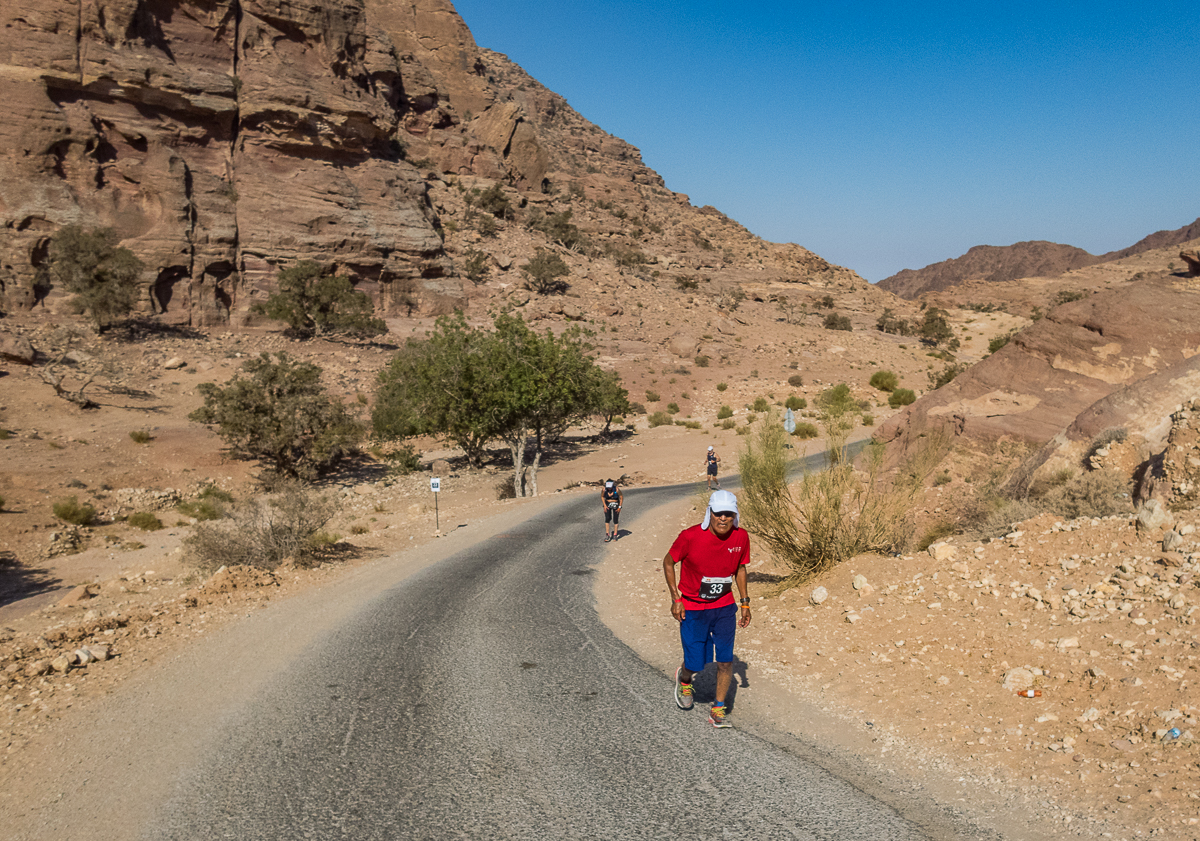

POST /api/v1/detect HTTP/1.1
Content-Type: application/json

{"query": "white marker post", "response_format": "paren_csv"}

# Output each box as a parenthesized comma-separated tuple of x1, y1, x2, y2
(430, 477, 441, 532)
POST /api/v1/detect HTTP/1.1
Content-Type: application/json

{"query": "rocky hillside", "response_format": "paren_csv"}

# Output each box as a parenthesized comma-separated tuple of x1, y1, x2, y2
(0, 0, 867, 329)
(878, 217, 1200, 300)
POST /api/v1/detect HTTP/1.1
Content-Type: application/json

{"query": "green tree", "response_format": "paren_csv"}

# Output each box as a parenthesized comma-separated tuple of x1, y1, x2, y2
(588, 367, 631, 436)
(484, 313, 599, 496)
(522, 249, 570, 295)
(816, 383, 858, 420)
(37, 225, 143, 332)
(918, 307, 958, 349)
(256, 261, 386, 339)
(190, 353, 363, 480)
(373, 313, 501, 467)
(875, 308, 912, 336)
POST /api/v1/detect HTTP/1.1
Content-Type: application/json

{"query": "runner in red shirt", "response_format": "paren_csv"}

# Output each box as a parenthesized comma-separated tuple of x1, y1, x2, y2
(661, 489, 751, 728)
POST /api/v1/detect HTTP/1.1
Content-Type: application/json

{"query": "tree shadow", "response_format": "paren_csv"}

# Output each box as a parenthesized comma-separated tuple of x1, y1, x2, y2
(107, 318, 206, 343)
(746, 571, 788, 585)
(0, 551, 62, 609)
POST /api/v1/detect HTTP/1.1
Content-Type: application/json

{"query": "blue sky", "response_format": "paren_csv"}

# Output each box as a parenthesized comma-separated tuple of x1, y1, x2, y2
(450, 1, 1198, 281)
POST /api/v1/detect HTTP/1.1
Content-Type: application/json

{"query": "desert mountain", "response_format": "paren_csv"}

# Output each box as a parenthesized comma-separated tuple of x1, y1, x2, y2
(878, 216, 1200, 300)
(0, 0, 869, 327)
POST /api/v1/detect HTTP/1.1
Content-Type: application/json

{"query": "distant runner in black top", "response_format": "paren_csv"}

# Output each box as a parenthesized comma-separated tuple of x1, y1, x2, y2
(706, 446, 721, 489)
(601, 478, 623, 543)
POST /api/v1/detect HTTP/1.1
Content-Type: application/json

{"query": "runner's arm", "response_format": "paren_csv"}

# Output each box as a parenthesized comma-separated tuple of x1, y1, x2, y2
(735, 563, 751, 628)
(662, 553, 685, 621)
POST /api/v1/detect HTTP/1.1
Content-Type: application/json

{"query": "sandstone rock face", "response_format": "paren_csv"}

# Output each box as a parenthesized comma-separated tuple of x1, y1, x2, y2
(0, 0, 459, 325)
(877, 278, 1200, 468)
(0, 0, 870, 328)
(1181, 249, 1200, 277)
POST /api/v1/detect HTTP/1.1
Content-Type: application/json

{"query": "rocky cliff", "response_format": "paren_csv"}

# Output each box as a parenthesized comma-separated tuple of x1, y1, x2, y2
(0, 0, 866, 327)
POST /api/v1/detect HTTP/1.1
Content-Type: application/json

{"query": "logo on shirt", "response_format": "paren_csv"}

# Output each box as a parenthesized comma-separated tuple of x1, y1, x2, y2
(728, 546, 743, 554)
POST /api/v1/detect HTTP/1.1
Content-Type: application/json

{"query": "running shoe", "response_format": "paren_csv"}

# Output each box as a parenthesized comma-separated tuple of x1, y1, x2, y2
(709, 704, 732, 728)
(604, 534, 611, 543)
(674, 666, 694, 710)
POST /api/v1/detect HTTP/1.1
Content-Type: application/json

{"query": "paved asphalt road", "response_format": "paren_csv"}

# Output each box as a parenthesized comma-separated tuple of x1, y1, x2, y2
(142, 475, 989, 841)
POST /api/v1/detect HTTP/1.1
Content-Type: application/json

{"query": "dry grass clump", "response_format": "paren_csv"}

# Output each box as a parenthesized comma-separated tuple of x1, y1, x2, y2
(184, 481, 337, 571)
(52, 496, 96, 526)
(738, 417, 943, 585)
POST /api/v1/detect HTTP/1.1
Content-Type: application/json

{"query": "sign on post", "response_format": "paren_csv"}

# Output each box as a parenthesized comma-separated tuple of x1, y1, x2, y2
(430, 477, 441, 531)
(784, 408, 796, 434)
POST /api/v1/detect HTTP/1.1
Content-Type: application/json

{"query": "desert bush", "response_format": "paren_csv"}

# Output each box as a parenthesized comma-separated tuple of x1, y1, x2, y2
(129, 429, 153, 444)
(178, 486, 232, 521)
(1055, 289, 1086, 305)
(816, 383, 857, 418)
(751, 396, 770, 413)
(648, 411, 672, 427)
(738, 418, 942, 584)
(350, 523, 369, 535)
(934, 470, 951, 486)
(876, 308, 912, 336)
(53, 496, 95, 526)
(190, 353, 363, 481)
(823, 313, 852, 331)
(869, 370, 898, 392)
(629, 402, 647, 415)
(717, 405, 733, 420)
(1041, 469, 1131, 520)
(785, 396, 807, 411)
(468, 183, 511, 218)
(694, 355, 710, 368)
(721, 419, 736, 430)
(521, 249, 570, 295)
(716, 382, 728, 392)
(792, 422, 819, 439)
(676, 420, 702, 429)
(185, 481, 338, 571)
(861, 413, 875, 426)
(254, 261, 386, 339)
(988, 329, 1018, 354)
(384, 444, 423, 476)
(916, 520, 957, 551)
(817, 295, 835, 309)
(675, 276, 700, 291)
(36, 225, 143, 333)
(462, 250, 489, 283)
(667, 402, 680, 414)
(888, 388, 917, 408)
(475, 214, 498, 237)
(645, 390, 660, 402)
(787, 374, 804, 388)
(928, 363, 964, 390)
(127, 511, 164, 531)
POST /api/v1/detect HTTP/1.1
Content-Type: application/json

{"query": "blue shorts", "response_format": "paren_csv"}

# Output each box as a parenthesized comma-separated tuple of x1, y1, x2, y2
(679, 602, 737, 672)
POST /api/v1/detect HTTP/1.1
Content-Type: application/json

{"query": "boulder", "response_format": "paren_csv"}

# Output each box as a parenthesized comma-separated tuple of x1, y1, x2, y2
(1181, 248, 1200, 277)
(0, 333, 35, 365)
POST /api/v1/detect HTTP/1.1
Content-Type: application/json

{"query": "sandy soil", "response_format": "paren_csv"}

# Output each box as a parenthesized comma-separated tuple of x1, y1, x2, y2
(1, 309, 1197, 840)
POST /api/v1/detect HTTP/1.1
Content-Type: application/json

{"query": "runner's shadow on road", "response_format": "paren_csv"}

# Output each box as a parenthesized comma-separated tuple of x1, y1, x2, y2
(687, 655, 750, 710)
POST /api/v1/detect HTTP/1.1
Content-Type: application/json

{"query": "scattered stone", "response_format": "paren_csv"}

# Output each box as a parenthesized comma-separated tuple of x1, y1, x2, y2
(852, 574, 869, 590)
(163, 357, 186, 370)
(1135, 499, 1172, 536)
(810, 586, 828, 605)
(928, 542, 956, 561)
(1002, 667, 1035, 691)
(1163, 530, 1185, 552)
(1056, 636, 1080, 652)
(57, 584, 95, 606)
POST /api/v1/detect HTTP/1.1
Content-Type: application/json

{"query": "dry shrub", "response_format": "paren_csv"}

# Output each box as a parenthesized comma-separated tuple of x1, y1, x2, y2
(738, 418, 943, 585)
(184, 481, 337, 571)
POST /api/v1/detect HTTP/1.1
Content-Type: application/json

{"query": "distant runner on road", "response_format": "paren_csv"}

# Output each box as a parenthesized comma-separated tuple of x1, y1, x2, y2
(601, 478, 623, 543)
(705, 445, 720, 489)
(662, 489, 751, 728)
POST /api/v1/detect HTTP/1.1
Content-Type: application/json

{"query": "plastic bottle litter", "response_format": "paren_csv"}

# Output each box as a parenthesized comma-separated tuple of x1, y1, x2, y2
(1163, 727, 1181, 741)
(1016, 689, 1042, 698)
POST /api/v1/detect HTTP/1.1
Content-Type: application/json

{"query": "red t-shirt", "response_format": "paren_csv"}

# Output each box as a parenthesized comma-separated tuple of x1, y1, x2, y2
(668, 524, 750, 610)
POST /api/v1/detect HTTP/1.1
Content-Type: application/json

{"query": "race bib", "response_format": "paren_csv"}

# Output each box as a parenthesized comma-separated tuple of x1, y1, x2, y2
(697, 575, 733, 601)
(608, 501, 620, 509)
